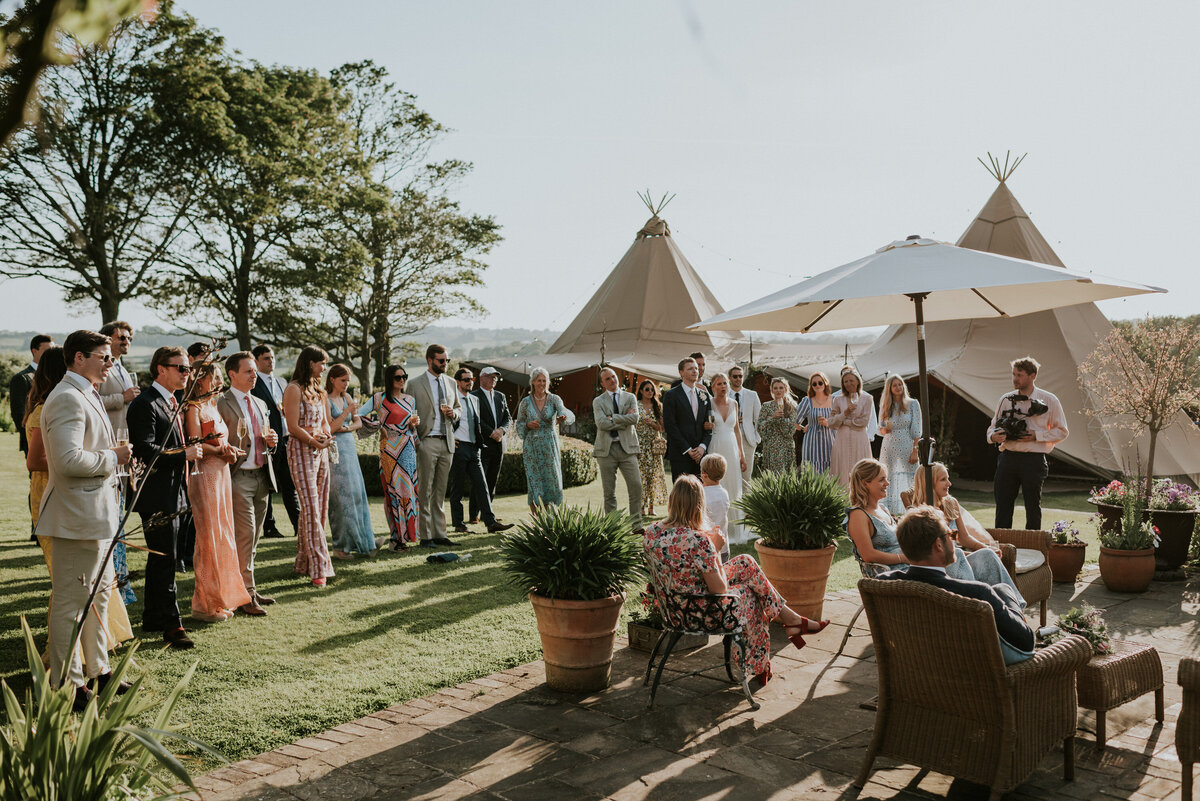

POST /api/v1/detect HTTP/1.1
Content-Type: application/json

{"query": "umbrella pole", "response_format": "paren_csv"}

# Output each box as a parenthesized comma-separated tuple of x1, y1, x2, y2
(910, 293, 936, 505)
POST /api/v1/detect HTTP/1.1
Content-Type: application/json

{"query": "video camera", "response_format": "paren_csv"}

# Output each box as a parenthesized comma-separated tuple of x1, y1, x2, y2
(993, 392, 1049, 441)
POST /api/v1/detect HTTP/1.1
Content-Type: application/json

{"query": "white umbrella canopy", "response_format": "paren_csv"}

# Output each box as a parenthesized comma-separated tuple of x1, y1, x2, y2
(693, 237, 1164, 333)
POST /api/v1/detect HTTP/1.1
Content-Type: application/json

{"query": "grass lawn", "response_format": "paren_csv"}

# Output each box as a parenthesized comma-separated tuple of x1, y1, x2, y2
(0, 430, 1097, 769)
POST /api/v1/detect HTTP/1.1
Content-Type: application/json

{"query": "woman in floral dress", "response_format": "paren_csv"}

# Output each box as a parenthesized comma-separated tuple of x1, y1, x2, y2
(634, 379, 668, 516)
(360, 364, 420, 550)
(642, 476, 828, 686)
(515, 367, 569, 512)
(795, 371, 835, 474)
(283, 347, 335, 587)
(756, 377, 799, 473)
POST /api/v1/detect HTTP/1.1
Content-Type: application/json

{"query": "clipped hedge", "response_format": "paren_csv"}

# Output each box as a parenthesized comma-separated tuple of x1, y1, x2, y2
(355, 435, 597, 498)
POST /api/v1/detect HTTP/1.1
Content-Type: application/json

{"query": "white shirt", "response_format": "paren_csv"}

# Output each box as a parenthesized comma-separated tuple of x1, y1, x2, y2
(230, 387, 266, 469)
(426, 371, 446, 436)
(454, 390, 474, 444)
(152, 381, 175, 404)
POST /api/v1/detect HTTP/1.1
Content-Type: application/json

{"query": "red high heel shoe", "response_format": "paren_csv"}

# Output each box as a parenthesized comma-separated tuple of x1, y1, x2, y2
(754, 666, 772, 687)
(785, 618, 830, 651)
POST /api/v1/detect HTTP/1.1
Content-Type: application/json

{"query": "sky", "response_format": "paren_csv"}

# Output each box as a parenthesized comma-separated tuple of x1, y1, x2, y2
(3, 0, 1198, 336)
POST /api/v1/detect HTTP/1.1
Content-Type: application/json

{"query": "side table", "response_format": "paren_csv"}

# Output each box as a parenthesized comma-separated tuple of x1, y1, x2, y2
(1076, 640, 1164, 750)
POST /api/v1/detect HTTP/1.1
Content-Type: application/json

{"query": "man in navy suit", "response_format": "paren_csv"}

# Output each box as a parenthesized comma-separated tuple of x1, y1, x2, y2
(661, 357, 712, 482)
(469, 366, 510, 523)
(878, 505, 1034, 664)
(448, 367, 512, 534)
(251, 345, 299, 538)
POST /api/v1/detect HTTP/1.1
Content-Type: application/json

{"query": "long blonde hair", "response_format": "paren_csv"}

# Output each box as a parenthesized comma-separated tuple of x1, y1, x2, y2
(848, 458, 885, 509)
(879, 375, 911, 420)
(769, 377, 798, 415)
(910, 461, 953, 515)
(662, 475, 709, 531)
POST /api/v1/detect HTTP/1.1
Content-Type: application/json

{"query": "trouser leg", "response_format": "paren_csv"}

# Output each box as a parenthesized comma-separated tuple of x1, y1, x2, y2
(463, 446, 498, 526)
(616, 447, 643, 529)
(141, 512, 181, 631)
(993, 451, 1021, 529)
(274, 446, 301, 531)
(1020, 454, 1049, 530)
(48, 537, 113, 687)
(447, 447, 469, 526)
(598, 450, 619, 514)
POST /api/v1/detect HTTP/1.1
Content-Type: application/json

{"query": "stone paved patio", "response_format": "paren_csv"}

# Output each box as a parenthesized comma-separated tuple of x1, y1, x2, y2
(191, 567, 1198, 801)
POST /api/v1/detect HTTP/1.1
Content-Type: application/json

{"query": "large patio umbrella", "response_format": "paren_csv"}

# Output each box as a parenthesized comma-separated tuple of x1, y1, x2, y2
(691, 236, 1165, 503)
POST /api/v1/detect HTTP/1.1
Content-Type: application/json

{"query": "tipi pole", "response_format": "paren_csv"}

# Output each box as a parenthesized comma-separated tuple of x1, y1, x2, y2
(909, 292, 936, 504)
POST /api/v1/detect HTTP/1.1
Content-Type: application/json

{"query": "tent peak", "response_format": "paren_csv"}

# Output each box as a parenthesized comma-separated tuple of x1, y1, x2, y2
(636, 190, 676, 239)
(977, 150, 1027, 183)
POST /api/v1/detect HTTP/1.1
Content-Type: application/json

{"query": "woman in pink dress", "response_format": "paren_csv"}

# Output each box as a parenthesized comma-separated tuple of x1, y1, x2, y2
(827, 366, 874, 490)
(283, 346, 335, 587)
(184, 362, 252, 622)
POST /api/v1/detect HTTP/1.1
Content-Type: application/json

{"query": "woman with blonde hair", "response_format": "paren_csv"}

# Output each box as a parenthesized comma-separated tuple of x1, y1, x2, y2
(515, 367, 571, 512)
(325, 363, 377, 559)
(643, 475, 829, 687)
(283, 346, 335, 587)
(795, 371, 835, 473)
(878, 375, 922, 514)
(756, 377, 799, 473)
(910, 461, 999, 553)
(827, 366, 874, 489)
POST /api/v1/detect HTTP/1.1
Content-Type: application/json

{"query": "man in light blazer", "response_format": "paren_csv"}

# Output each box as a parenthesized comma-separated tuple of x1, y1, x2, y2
(37, 329, 131, 708)
(218, 351, 279, 616)
(593, 367, 642, 528)
(411, 344, 461, 547)
(728, 366, 761, 487)
(97, 321, 138, 435)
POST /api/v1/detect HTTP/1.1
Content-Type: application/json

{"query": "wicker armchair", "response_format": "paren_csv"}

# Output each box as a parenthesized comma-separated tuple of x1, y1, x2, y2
(855, 577, 1091, 801)
(986, 528, 1053, 627)
(642, 557, 759, 711)
(1180, 658, 1200, 800)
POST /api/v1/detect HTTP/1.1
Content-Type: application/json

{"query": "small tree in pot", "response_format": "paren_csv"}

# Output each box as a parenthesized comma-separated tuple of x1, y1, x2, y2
(735, 464, 846, 619)
(1097, 485, 1160, 593)
(500, 505, 644, 692)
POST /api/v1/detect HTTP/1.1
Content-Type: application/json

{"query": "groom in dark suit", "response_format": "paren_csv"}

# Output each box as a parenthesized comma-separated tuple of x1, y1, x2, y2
(661, 357, 713, 482)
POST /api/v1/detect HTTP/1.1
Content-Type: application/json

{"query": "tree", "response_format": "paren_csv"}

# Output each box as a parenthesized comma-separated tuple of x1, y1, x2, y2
(1078, 316, 1200, 496)
(0, 8, 221, 320)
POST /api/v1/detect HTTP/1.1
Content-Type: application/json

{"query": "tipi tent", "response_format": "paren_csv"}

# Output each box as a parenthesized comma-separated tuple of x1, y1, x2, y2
(855, 158, 1200, 482)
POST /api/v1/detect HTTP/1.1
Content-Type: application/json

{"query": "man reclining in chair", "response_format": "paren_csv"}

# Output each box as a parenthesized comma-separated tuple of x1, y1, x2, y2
(879, 505, 1035, 665)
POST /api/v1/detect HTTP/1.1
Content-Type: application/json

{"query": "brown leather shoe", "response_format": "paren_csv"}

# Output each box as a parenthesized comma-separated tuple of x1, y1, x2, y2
(163, 628, 195, 650)
(238, 601, 267, 617)
(253, 592, 276, 606)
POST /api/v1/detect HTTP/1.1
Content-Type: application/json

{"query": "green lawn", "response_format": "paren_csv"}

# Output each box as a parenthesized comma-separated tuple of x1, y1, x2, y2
(0, 431, 1096, 769)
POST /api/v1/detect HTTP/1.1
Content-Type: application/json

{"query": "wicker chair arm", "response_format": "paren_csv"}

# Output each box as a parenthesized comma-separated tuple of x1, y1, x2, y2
(997, 542, 1017, 577)
(1006, 635, 1092, 686)
(1180, 657, 1200, 690)
(988, 528, 1052, 554)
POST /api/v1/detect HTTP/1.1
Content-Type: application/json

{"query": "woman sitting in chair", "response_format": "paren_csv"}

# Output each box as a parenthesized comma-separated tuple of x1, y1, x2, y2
(643, 475, 828, 686)
(846, 459, 1022, 600)
(910, 461, 999, 553)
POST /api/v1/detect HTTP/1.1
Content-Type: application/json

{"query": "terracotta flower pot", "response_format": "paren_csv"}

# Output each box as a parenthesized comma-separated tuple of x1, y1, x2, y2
(1149, 509, 1198, 572)
(1097, 546, 1156, 593)
(752, 542, 836, 620)
(1047, 542, 1087, 583)
(1088, 501, 1123, 535)
(529, 592, 625, 692)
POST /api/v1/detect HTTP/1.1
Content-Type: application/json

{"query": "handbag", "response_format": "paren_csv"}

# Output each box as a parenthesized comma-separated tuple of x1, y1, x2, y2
(651, 435, 668, 457)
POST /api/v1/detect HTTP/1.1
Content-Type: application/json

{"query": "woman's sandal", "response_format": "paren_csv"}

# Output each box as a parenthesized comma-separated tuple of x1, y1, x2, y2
(784, 618, 830, 651)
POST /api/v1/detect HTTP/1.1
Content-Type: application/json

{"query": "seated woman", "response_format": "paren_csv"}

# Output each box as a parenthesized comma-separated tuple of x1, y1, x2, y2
(643, 475, 828, 687)
(846, 459, 1023, 602)
(910, 461, 999, 552)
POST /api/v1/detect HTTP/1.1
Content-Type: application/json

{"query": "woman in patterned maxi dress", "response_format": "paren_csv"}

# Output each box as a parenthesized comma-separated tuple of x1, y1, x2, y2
(795, 371, 835, 474)
(878, 376, 922, 515)
(642, 476, 828, 685)
(756, 377, 799, 473)
(360, 364, 419, 550)
(515, 367, 567, 512)
(284, 347, 335, 587)
(634, 379, 669, 516)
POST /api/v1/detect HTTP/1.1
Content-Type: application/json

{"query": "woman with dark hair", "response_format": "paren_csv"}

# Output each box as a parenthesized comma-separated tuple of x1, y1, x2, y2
(643, 476, 828, 686)
(359, 363, 420, 550)
(634, 379, 668, 517)
(795, 371, 835, 473)
(325, 363, 376, 559)
(283, 346, 335, 586)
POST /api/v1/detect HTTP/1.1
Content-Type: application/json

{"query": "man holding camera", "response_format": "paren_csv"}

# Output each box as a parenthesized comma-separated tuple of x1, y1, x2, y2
(987, 356, 1068, 530)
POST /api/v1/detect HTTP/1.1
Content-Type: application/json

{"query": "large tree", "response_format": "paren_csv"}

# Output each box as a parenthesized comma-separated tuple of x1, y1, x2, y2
(0, 8, 223, 320)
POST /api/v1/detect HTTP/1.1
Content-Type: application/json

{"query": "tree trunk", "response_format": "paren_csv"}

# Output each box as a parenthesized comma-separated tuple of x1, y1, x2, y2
(1144, 427, 1159, 501)
(99, 294, 120, 325)
(235, 232, 257, 350)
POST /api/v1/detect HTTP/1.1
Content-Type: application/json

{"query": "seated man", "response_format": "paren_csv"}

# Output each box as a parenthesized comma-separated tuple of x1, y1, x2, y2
(879, 505, 1034, 665)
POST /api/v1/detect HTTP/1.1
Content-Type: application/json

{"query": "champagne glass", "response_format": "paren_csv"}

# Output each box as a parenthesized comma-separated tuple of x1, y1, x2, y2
(236, 418, 249, 448)
(115, 427, 128, 477)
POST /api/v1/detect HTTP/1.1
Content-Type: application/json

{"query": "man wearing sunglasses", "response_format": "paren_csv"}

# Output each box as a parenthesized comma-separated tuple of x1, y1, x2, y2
(127, 346, 203, 650)
(411, 344, 461, 547)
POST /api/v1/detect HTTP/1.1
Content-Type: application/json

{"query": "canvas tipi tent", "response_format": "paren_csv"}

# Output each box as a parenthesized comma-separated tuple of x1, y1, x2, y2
(855, 156, 1200, 482)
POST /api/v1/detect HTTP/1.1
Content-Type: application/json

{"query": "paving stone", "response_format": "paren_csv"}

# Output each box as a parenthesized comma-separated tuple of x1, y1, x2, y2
(312, 729, 357, 744)
(291, 737, 336, 752)
(330, 722, 376, 737)
(495, 776, 604, 801)
(351, 714, 391, 730)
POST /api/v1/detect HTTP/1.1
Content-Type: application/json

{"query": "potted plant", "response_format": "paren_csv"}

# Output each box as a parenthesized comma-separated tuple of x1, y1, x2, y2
(626, 584, 705, 653)
(1087, 479, 1125, 535)
(736, 463, 846, 619)
(1047, 520, 1087, 584)
(1039, 602, 1112, 656)
(1146, 478, 1200, 572)
(500, 505, 644, 692)
(1097, 486, 1159, 593)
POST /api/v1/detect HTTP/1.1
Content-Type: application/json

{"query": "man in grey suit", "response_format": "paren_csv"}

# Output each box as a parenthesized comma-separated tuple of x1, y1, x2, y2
(37, 329, 132, 709)
(592, 367, 642, 529)
(411, 344, 461, 547)
(97, 321, 138, 434)
(218, 351, 280, 616)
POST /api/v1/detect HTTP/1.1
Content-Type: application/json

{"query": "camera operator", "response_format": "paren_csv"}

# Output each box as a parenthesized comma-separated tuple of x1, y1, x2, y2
(986, 356, 1068, 530)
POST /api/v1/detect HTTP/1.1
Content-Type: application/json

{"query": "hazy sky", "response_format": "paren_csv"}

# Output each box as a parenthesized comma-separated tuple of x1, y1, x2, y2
(4, 1, 1197, 336)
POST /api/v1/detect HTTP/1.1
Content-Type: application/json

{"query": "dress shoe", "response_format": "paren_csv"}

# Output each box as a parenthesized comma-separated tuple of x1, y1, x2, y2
(418, 539, 439, 548)
(452, 524, 469, 533)
(253, 592, 276, 606)
(237, 601, 267, 616)
(331, 550, 355, 560)
(263, 526, 285, 539)
(486, 522, 514, 533)
(93, 672, 132, 695)
(163, 628, 195, 650)
(72, 684, 94, 712)
(311, 577, 327, 588)
(431, 537, 460, 547)
(388, 540, 409, 552)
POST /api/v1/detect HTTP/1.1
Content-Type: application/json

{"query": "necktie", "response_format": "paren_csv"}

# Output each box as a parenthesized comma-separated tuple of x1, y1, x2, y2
(689, 387, 698, 418)
(463, 395, 474, 443)
(245, 395, 264, 467)
(167, 395, 185, 444)
(610, 392, 619, 438)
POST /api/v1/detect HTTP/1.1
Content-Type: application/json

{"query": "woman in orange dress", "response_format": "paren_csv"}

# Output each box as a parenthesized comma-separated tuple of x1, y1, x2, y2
(184, 362, 251, 622)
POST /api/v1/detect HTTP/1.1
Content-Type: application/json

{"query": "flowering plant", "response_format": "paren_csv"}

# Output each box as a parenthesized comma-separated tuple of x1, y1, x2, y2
(1049, 520, 1084, 545)
(1147, 478, 1200, 512)
(630, 583, 664, 628)
(1042, 603, 1112, 655)
(1098, 519, 1160, 551)
(1088, 479, 1126, 506)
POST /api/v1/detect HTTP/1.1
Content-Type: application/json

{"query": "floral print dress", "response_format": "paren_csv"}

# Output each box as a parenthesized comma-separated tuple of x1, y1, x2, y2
(634, 407, 668, 510)
(643, 523, 785, 678)
(756, 400, 797, 473)
(515, 393, 567, 506)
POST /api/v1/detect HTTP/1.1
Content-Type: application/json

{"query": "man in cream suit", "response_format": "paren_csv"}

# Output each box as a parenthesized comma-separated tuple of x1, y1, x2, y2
(729, 366, 761, 487)
(218, 351, 279, 615)
(37, 329, 132, 709)
(97, 321, 138, 434)
(411, 344, 461, 547)
(592, 367, 642, 529)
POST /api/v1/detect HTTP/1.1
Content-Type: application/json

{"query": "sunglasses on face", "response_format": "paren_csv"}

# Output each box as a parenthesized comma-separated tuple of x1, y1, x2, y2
(393, 375, 408, 382)
(167, 363, 192, 374)
(89, 352, 116, 364)
(811, 381, 825, 387)
(433, 357, 448, 364)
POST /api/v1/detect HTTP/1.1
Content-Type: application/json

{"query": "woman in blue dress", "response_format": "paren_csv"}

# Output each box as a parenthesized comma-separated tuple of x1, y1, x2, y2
(515, 367, 571, 513)
(878, 375, 922, 515)
(325, 364, 377, 559)
(795, 371, 835, 474)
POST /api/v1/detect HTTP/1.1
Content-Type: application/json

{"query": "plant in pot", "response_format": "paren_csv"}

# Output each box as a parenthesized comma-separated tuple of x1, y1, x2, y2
(500, 505, 644, 692)
(1039, 602, 1112, 656)
(626, 583, 707, 653)
(735, 463, 846, 619)
(1146, 478, 1200, 573)
(1096, 486, 1159, 593)
(1047, 519, 1087, 583)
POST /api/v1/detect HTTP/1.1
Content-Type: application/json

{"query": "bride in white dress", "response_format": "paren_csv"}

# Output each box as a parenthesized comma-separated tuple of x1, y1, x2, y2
(708, 373, 750, 545)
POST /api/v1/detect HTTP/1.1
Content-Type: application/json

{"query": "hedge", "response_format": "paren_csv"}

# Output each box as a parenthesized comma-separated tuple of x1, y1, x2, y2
(356, 435, 598, 498)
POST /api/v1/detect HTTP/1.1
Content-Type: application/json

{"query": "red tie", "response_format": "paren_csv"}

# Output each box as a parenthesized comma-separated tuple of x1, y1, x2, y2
(245, 395, 264, 467)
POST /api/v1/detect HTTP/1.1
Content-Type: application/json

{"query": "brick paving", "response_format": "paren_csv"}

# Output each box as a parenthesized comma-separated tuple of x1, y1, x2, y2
(191, 567, 1197, 800)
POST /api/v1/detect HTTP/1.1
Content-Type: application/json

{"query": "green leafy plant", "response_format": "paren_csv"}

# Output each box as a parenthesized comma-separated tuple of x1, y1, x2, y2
(1049, 520, 1084, 545)
(734, 463, 847, 550)
(499, 505, 644, 601)
(0, 618, 218, 801)
(1098, 470, 1160, 550)
(1041, 603, 1112, 655)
